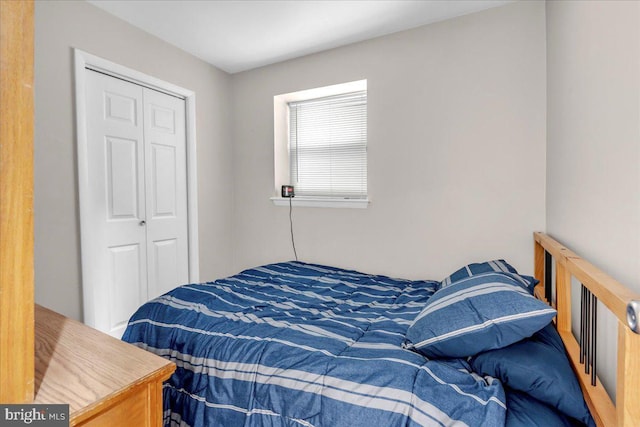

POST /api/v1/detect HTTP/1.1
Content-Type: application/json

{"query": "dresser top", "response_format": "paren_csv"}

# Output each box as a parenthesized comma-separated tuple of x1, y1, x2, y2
(33, 305, 175, 420)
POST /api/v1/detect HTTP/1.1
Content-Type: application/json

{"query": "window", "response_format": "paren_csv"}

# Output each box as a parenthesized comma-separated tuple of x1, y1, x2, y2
(289, 91, 367, 199)
(273, 80, 368, 208)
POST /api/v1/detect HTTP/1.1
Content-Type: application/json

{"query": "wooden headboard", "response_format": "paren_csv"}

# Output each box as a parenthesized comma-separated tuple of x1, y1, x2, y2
(533, 232, 640, 427)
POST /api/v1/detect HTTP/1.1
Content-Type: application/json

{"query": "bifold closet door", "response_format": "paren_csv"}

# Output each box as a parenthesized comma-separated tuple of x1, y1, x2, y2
(84, 70, 188, 338)
(143, 88, 189, 301)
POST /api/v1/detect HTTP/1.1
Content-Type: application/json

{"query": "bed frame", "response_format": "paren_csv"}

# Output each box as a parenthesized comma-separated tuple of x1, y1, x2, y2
(533, 232, 640, 427)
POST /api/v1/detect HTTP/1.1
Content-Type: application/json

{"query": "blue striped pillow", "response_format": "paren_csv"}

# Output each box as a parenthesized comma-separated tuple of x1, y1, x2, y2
(440, 259, 538, 294)
(406, 272, 556, 358)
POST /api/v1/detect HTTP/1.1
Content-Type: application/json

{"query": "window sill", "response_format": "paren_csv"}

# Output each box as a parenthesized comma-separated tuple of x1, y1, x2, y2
(270, 197, 369, 209)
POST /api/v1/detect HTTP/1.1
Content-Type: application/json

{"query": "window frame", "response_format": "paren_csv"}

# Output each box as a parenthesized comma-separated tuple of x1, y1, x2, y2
(272, 80, 369, 209)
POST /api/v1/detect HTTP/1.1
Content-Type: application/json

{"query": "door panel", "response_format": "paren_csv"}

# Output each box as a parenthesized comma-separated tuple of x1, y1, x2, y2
(86, 70, 147, 337)
(149, 104, 175, 133)
(106, 136, 140, 219)
(144, 89, 189, 300)
(150, 143, 176, 218)
(108, 244, 144, 337)
(151, 239, 179, 300)
(104, 91, 137, 124)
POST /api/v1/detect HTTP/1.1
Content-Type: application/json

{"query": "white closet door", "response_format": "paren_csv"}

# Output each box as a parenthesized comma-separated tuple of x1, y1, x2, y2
(85, 70, 148, 338)
(83, 70, 190, 338)
(143, 89, 189, 300)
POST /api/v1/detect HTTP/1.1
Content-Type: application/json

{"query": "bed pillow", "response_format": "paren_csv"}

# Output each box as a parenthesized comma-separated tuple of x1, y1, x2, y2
(470, 323, 595, 426)
(440, 259, 538, 294)
(504, 388, 574, 427)
(406, 272, 556, 358)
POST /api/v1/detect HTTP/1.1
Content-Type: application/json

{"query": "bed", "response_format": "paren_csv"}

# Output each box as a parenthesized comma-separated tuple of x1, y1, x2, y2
(122, 233, 640, 427)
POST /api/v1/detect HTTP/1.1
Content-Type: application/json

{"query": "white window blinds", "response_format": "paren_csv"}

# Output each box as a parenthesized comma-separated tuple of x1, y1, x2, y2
(289, 91, 367, 198)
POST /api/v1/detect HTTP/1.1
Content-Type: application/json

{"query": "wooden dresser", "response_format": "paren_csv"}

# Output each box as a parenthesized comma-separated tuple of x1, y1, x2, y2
(33, 305, 175, 426)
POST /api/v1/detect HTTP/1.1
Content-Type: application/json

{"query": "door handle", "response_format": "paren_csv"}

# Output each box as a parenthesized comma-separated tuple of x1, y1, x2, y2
(139, 220, 146, 226)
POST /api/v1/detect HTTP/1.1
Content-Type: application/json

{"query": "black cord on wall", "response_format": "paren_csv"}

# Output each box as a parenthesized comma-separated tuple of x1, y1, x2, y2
(289, 197, 298, 261)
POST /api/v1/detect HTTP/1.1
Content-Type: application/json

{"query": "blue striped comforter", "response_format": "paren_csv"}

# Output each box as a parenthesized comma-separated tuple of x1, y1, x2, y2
(123, 262, 506, 427)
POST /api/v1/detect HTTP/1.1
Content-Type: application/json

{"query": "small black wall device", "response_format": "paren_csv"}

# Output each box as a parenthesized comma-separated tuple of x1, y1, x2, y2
(281, 185, 295, 198)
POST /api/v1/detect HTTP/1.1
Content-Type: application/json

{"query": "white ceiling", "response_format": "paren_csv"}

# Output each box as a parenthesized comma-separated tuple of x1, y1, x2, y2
(88, 0, 513, 74)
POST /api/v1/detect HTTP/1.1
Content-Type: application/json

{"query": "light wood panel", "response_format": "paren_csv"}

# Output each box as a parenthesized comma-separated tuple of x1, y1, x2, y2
(34, 305, 175, 425)
(533, 232, 640, 427)
(534, 231, 579, 263)
(79, 382, 148, 427)
(0, 0, 35, 404)
(568, 257, 637, 326)
(558, 329, 616, 427)
(555, 261, 572, 333)
(617, 325, 640, 427)
(533, 239, 545, 300)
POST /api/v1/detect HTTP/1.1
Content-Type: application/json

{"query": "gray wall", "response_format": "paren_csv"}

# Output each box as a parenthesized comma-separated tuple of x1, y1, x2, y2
(546, 0, 640, 399)
(230, 1, 546, 281)
(34, 0, 235, 320)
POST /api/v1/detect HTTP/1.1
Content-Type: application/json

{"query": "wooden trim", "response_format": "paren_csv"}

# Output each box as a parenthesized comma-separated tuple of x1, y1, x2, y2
(533, 232, 640, 427)
(558, 329, 616, 427)
(534, 231, 580, 263)
(533, 239, 545, 300)
(567, 257, 636, 326)
(555, 261, 572, 333)
(148, 377, 165, 426)
(617, 324, 640, 427)
(0, 0, 35, 404)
